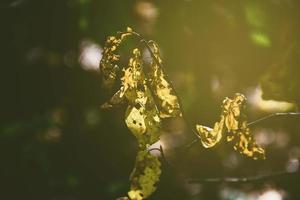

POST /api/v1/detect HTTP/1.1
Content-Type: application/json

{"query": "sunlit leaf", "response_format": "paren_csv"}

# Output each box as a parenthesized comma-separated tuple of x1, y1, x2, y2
(100, 28, 267, 200)
(223, 94, 265, 159)
(122, 48, 161, 147)
(196, 93, 265, 159)
(100, 28, 133, 89)
(232, 121, 265, 159)
(148, 41, 182, 118)
(128, 150, 161, 200)
(196, 119, 224, 148)
(101, 39, 162, 199)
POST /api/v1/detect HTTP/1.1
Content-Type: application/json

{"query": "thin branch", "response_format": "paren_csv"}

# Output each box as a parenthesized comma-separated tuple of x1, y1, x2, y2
(188, 170, 296, 183)
(149, 146, 298, 184)
(247, 112, 300, 126)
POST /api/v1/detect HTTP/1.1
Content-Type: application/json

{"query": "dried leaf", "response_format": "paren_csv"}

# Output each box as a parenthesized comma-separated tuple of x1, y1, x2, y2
(231, 122, 265, 160)
(128, 150, 161, 200)
(196, 116, 224, 148)
(101, 37, 162, 199)
(148, 41, 182, 118)
(196, 93, 265, 159)
(101, 48, 143, 109)
(223, 94, 244, 131)
(100, 29, 267, 200)
(121, 49, 161, 147)
(100, 28, 133, 89)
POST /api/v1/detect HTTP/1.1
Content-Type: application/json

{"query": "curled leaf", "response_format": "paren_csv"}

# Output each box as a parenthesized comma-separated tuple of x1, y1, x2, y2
(196, 93, 265, 159)
(232, 121, 265, 159)
(148, 41, 182, 118)
(100, 29, 267, 200)
(196, 116, 224, 148)
(122, 49, 161, 147)
(100, 33, 163, 199)
(100, 28, 133, 89)
(223, 94, 265, 159)
(222, 94, 245, 132)
(101, 48, 143, 109)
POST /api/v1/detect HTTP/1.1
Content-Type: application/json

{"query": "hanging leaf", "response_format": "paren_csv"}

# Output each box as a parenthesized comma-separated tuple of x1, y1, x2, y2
(100, 27, 133, 89)
(128, 150, 161, 200)
(100, 28, 267, 200)
(196, 117, 224, 148)
(101, 41, 162, 199)
(102, 47, 161, 148)
(196, 93, 265, 159)
(148, 41, 182, 118)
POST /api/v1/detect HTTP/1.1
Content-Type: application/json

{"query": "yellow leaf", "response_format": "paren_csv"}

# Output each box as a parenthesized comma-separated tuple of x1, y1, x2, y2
(129, 150, 161, 200)
(125, 106, 147, 136)
(100, 28, 133, 89)
(196, 116, 224, 148)
(196, 93, 265, 159)
(148, 41, 182, 118)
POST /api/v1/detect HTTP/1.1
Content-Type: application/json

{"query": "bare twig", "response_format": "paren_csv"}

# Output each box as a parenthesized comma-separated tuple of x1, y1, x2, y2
(188, 170, 295, 183)
(149, 145, 298, 184)
(247, 112, 300, 126)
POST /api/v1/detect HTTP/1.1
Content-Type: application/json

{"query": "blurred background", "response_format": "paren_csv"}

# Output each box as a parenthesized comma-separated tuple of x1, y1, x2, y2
(2, 0, 300, 199)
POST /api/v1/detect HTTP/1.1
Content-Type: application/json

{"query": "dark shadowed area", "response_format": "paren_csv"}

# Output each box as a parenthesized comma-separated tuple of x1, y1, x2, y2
(2, 0, 300, 199)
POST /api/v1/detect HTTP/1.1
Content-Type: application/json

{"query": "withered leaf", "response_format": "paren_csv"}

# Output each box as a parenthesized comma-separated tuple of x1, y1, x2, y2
(100, 27, 133, 89)
(128, 150, 161, 200)
(196, 116, 224, 148)
(101, 42, 162, 199)
(103, 47, 161, 145)
(123, 49, 161, 147)
(101, 48, 143, 109)
(148, 41, 182, 118)
(100, 28, 267, 200)
(196, 93, 265, 159)
(232, 121, 265, 160)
